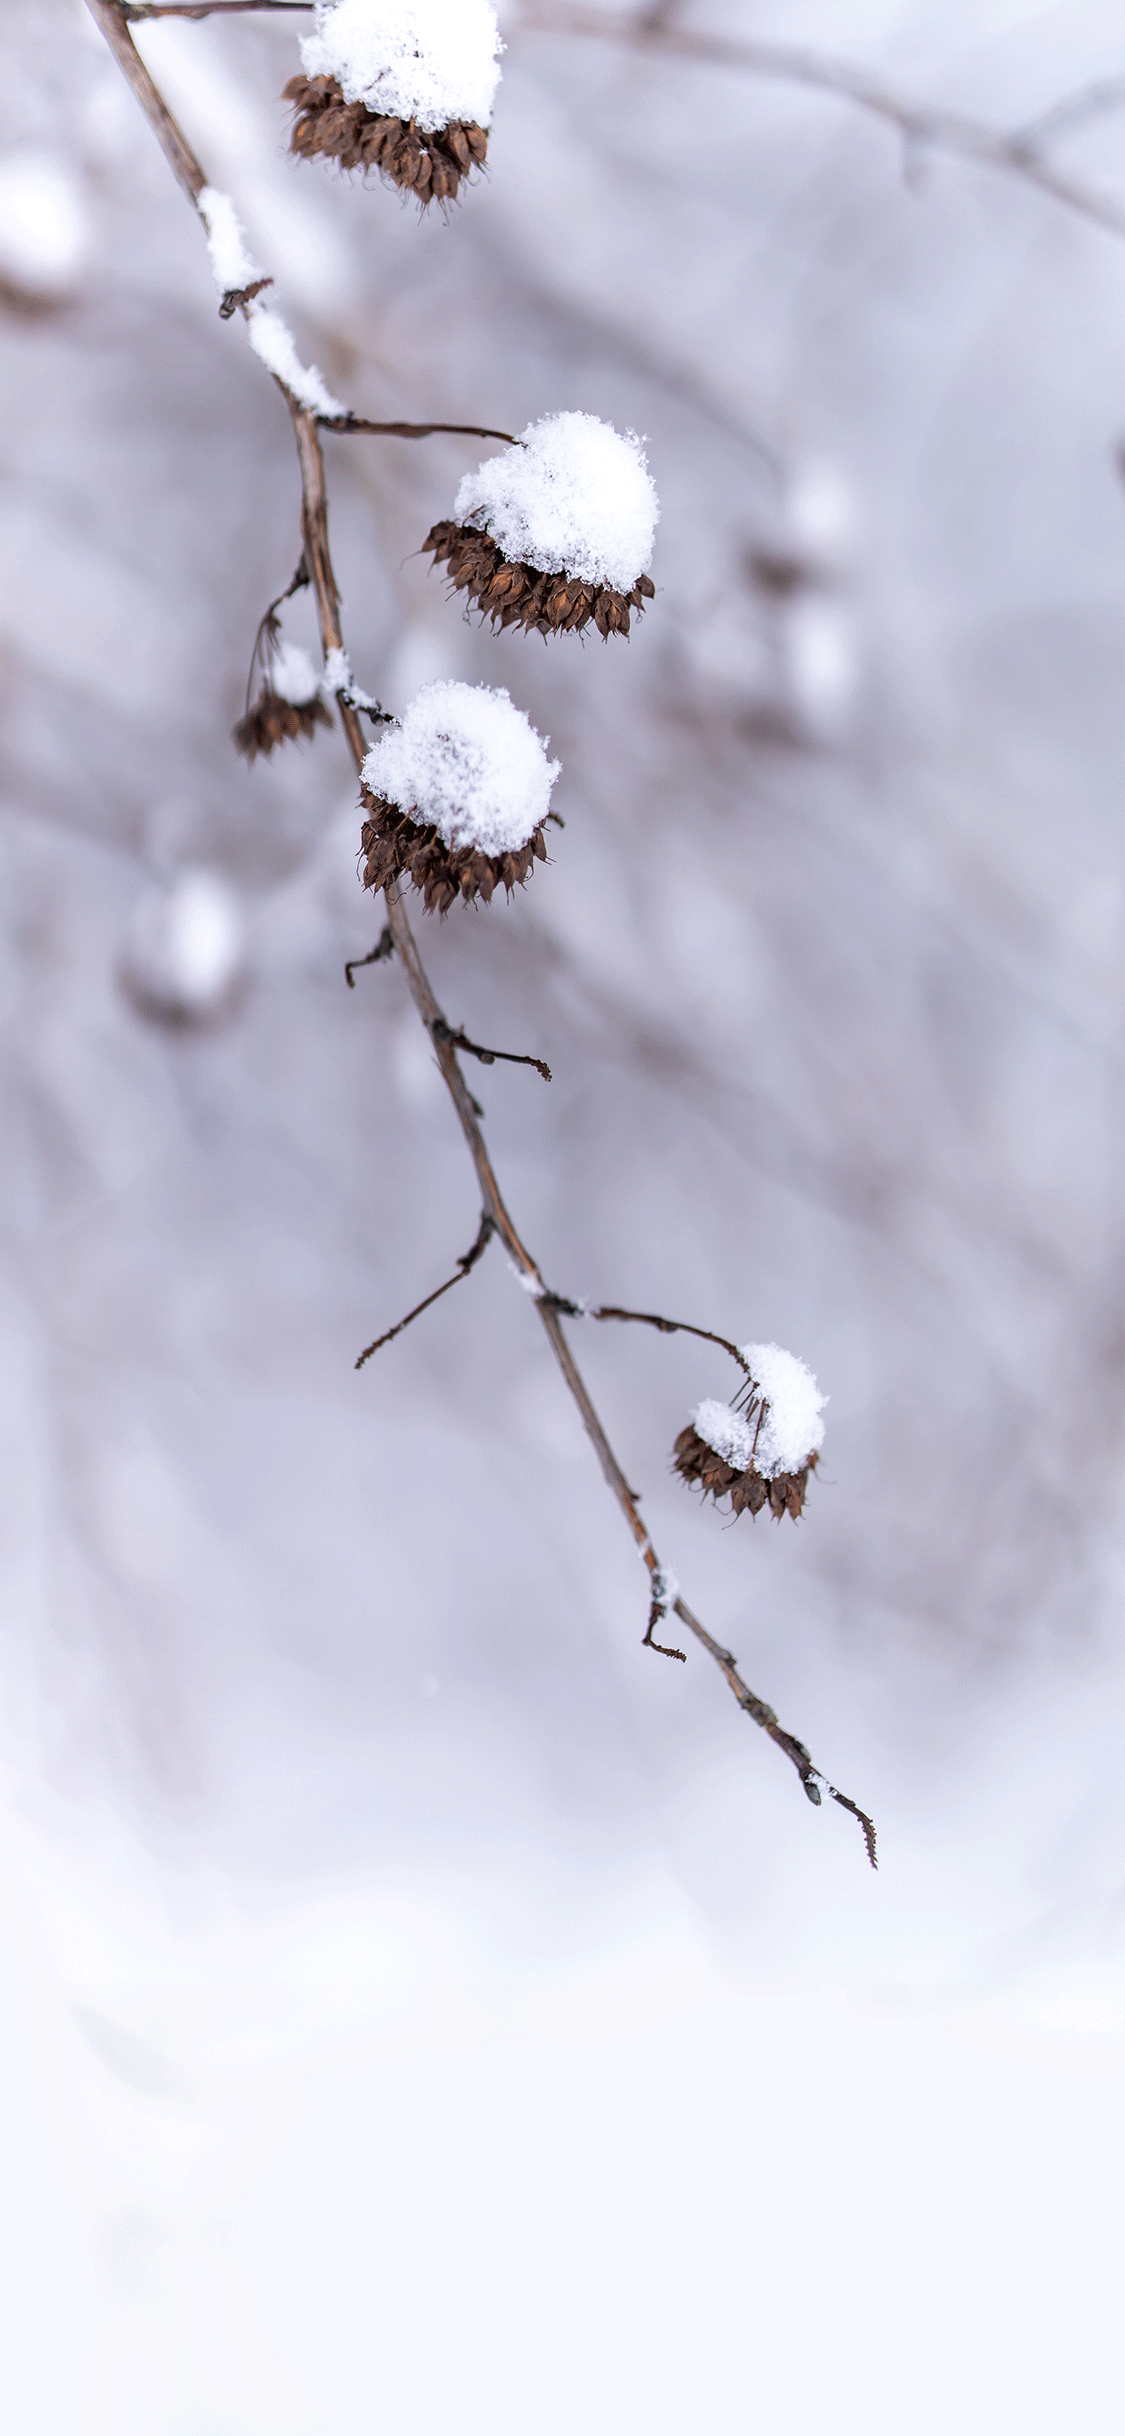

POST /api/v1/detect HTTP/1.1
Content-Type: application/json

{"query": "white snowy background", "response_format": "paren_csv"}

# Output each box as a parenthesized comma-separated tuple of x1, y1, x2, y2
(2, 1, 1125, 2428)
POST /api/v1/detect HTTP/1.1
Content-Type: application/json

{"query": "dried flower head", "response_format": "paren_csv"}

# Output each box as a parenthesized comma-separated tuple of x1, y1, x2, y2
(424, 413, 659, 638)
(424, 520, 655, 639)
(672, 1347, 827, 1524)
(287, 0, 497, 198)
(360, 679, 558, 913)
(284, 77, 488, 204)
(233, 639, 332, 763)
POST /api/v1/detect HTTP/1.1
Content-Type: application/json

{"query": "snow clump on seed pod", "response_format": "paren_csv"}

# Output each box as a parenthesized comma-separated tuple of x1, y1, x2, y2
(739, 1342, 827, 1478)
(233, 642, 333, 762)
(424, 414, 658, 640)
(287, 1, 500, 202)
(673, 1345, 826, 1523)
(299, 0, 502, 128)
(691, 1399, 755, 1474)
(456, 415, 658, 594)
(359, 680, 559, 913)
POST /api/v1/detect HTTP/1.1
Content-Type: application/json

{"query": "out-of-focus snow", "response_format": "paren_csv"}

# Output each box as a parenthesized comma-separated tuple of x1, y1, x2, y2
(362, 679, 559, 853)
(0, 152, 87, 297)
(121, 870, 247, 1024)
(300, 0, 503, 130)
(454, 412, 659, 592)
(742, 1340, 827, 1476)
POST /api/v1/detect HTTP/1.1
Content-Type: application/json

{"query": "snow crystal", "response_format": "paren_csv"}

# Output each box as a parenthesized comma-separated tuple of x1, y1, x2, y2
(740, 1343, 827, 1478)
(270, 642, 320, 705)
(361, 681, 559, 858)
(245, 302, 345, 419)
(691, 1400, 754, 1473)
(198, 188, 262, 297)
(454, 413, 659, 594)
(648, 1563, 680, 1610)
(300, 0, 502, 132)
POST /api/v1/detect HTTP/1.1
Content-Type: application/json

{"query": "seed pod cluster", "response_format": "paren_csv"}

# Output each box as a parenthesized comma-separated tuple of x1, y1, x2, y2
(360, 791, 546, 915)
(284, 75, 488, 203)
(672, 1424, 816, 1522)
(423, 520, 656, 639)
(233, 688, 333, 762)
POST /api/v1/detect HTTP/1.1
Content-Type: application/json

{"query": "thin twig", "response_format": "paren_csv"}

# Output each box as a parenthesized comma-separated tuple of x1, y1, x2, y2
(345, 923, 395, 988)
(645, 1568, 686, 1662)
(243, 552, 309, 716)
(587, 1303, 753, 1380)
(86, 0, 207, 205)
(321, 416, 520, 445)
(515, 4, 1125, 245)
(1015, 74, 1125, 149)
(123, 3, 311, 19)
(355, 1212, 496, 1368)
(432, 1018, 552, 1084)
(86, 0, 878, 1865)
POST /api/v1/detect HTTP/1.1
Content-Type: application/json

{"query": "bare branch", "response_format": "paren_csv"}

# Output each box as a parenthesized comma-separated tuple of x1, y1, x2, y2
(355, 1212, 496, 1368)
(86, 0, 878, 1864)
(587, 1303, 753, 1381)
(431, 1018, 552, 1084)
(122, 3, 311, 19)
(321, 416, 521, 445)
(1015, 75, 1125, 150)
(85, 0, 208, 206)
(514, 4, 1125, 244)
(242, 552, 309, 716)
(644, 1567, 686, 1662)
(345, 924, 395, 989)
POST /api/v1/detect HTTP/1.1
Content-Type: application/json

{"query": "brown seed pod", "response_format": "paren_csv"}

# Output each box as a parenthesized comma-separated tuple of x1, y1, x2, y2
(423, 520, 656, 640)
(360, 790, 547, 916)
(283, 76, 488, 204)
(234, 688, 333, 763)
(672, 1423, 816, 1522)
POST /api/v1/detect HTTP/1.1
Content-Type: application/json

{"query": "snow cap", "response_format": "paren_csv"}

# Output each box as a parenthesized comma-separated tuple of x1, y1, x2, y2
(270, 642, 320, 706)
(741, 1343, 826, 1478)
(361, 680, 559, 857)
(300, 0, 503, 131)
(691, 1400, 754, 1474)
(454, 413, 659, 593)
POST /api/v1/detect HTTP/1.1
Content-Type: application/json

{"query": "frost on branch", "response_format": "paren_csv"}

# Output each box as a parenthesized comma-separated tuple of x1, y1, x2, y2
(197, 188, 269, 313)
(286, 0, 500, 204)
(359, 680, 559, 912)
(674, 1345, 826, 1522)
(424, 414, 658, 639)
(245, 303, 346, 419)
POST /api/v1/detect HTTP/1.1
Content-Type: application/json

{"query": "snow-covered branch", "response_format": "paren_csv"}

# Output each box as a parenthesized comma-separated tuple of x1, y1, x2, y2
(82, 0, 879, 1864)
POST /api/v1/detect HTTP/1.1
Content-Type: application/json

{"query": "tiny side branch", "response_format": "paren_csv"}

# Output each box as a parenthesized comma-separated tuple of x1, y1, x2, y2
(432, 1017, 552, 1084)
(321, 415, 521, 445)
(354, 1212, 496, 1369)
(345, 923, 395, 988)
